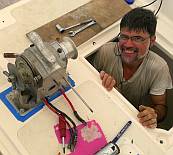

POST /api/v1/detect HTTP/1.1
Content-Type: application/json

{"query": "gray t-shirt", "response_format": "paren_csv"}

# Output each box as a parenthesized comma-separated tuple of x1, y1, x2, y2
(93, 42, 173, 108)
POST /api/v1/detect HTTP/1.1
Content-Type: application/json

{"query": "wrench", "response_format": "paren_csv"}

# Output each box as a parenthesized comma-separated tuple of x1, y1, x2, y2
(68, 20, 96, 37)
(56, 18, 94, 33)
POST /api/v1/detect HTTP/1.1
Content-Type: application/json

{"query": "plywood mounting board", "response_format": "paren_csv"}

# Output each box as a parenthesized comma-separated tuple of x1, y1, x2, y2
(31, 0, 131, 46)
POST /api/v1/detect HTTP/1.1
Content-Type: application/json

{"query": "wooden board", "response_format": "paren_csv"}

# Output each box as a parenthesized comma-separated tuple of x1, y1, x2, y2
(30, 0, 131, 46)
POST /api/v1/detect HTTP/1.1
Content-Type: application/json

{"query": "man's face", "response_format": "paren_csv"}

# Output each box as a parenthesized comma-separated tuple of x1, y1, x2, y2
(118, 28, 156, 65)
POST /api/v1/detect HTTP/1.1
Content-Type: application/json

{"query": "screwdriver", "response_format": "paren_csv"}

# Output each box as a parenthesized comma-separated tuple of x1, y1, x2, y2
(59, 114, 66, 154)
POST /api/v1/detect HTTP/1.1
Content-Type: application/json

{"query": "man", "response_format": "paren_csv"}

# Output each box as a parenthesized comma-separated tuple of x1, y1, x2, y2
(93, 7, 172, 128)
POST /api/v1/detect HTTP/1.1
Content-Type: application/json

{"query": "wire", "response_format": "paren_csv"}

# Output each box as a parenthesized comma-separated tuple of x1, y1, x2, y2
(140, 0, 163, 16)
(60, 88, 86, 124)
(141, 0, 158, 8)
(114, 42, 121, 57)
(154, 0, 163, 16)
(60, 88, 75, 112)
(42, 98, 72, 130)
(42, 97, 77, 128)
(42, 97, 78, 152)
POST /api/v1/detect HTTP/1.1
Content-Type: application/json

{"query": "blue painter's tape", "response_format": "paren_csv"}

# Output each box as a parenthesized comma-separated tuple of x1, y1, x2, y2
(0, 76, 75, 122)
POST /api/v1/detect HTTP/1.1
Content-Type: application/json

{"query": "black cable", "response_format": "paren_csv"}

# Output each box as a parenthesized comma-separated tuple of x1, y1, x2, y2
(140, 0, 163, 16)
(45, 97, 76, 128)
(44, 97, 78, 152)
(59, 87, 86, 125)
(67, 129, 78, 152)
(141, 0, 158, 8)
(73, 111, 86, 124)
(154, 0, 163, 16)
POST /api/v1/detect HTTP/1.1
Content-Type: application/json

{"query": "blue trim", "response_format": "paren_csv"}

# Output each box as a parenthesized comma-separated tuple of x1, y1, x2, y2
(0, 76, 75, 122)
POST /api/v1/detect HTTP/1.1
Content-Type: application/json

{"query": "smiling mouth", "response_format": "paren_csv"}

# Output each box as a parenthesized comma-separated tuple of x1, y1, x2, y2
(124, 50, 135, 54)
(122, 47, 138, 54)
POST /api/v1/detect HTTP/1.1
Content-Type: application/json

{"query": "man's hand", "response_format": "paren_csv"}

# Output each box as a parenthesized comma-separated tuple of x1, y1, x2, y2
(100, 71, 116, 91)
(137, 105, 157, 129)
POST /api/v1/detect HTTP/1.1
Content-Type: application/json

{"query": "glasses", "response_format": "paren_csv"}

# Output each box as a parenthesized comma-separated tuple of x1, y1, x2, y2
(118, 34, 150, 43)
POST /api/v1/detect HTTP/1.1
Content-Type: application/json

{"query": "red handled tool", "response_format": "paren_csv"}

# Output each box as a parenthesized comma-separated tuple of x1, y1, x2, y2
(59, 114, 66, 154)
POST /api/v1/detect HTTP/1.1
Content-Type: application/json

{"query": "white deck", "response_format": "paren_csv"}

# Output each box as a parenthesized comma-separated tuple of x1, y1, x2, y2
(0, 0, 173, 154)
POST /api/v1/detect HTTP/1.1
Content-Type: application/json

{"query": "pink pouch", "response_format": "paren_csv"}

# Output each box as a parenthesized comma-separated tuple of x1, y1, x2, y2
(54, 120, 107, 155)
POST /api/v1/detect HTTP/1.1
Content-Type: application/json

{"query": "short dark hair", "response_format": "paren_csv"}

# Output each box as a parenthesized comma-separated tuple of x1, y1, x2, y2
(120, 7, 157, 36)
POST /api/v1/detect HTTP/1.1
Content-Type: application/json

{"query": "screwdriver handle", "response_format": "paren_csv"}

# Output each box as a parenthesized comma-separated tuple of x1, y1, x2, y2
(3, 53, 18, 58)
(59, 114, 66, 138)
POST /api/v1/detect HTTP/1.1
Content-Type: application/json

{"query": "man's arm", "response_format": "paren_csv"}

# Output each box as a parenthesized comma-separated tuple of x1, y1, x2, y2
(150, 93, 167, 122)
